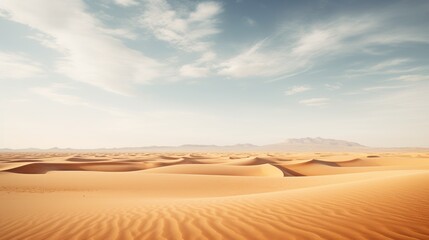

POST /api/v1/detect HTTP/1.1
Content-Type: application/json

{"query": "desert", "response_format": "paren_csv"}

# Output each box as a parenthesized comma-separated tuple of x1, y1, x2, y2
(1, 1, 429, 239)
(1, 151, 428, 239)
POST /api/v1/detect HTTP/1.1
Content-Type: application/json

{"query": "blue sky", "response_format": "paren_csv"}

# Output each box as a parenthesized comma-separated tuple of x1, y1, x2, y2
(0, 0, 428, 148)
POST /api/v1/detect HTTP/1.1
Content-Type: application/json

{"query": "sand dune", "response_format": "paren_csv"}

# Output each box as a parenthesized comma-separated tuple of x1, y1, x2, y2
(143, 163, 284, 177)
(0, 152, 428, 239)
(221, 156, 278, 166)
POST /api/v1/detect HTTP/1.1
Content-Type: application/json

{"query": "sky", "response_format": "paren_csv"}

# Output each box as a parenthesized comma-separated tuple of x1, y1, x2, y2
(0, 0, 428, 149)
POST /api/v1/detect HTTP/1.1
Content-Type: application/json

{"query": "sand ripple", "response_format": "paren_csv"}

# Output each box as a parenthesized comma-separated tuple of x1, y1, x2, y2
(0, 152, 428, 239)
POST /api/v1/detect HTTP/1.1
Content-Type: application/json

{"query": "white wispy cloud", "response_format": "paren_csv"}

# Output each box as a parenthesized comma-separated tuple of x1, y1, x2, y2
(344, 84, 414, 95)
(140, 0, 222, 52)
(391, 74, 429, 82)
(325, 83, 342, 90)
(371, 58, 410, 71)
(114, 0, 139, 7)
(289, 19, 372, 58)
(218, 18, 374, 78)
(179, 64, 210, 78)
(178, 51, 215, 78)
(345, 58, 417, 78)
(0, 52, 43, 79)
(364, 27, 429, 45)
(217, 38, 305, 78)
(285, 85, 311, 95)
(299, 98, 329, 106)
(363, 85, 411, 91)
(218, 8, 429, 80)
(0, 0, 163, 95)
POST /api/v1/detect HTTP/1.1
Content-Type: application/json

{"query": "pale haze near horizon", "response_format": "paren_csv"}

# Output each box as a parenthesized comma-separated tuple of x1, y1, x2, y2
(0, 0, 428, 149)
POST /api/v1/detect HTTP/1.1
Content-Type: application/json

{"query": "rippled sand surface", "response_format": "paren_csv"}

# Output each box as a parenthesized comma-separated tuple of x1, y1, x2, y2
(1, 152, 429, 239)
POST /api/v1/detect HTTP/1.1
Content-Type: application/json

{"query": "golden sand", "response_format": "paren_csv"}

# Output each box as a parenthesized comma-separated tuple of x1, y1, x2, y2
(1, 152, 428, 239)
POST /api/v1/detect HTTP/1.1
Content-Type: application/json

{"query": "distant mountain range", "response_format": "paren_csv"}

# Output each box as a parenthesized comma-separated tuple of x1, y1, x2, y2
(6, 137, 425, 152)
(2, 137, 428, 152)
(283, 137, 365, 147)
(260, 137, 366, 151)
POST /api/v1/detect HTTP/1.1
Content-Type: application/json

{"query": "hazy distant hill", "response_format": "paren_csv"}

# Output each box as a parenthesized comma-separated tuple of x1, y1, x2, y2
(0, 137, 375, 152)
(3, 137, 428, 152)
(260, 137, 367, 151)
(284, 137, 365, 147)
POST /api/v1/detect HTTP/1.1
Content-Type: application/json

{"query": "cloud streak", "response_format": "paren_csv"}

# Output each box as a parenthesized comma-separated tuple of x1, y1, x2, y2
(0, 0, 163, 95)
(299, 98, 329, 106)
(285, 86, 311, 95)
(391, 75, 429, 82)
(344, 58, 420, 78)
(114, 0, 139, 7)
(140, 0, 222, 52)
(218, 17, 374, 78)
(0, 52, 43, 79)
(218, 8, 429, 80)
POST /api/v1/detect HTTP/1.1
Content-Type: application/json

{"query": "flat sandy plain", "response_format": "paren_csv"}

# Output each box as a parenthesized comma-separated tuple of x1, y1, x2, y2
(1, 152, 429, 240)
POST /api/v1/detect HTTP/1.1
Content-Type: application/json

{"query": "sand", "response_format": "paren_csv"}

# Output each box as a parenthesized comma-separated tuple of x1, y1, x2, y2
(1, 152, 428, 239)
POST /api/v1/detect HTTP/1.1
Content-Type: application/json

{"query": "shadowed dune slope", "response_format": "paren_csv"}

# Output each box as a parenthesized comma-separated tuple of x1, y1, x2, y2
(142, 163, 284, 177)
(4, 162, 146, 174)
